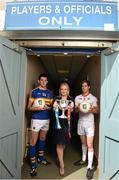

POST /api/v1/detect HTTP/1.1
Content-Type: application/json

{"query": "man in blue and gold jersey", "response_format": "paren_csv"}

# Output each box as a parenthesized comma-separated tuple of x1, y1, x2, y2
(27, 73, 53, 176)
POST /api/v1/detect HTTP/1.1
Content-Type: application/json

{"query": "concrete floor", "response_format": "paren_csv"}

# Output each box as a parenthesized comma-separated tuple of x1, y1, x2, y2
(21, 144, 98, 179)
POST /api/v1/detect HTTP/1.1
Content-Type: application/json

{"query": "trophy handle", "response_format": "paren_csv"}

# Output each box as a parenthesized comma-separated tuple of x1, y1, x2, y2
(53, 99, 60, 109)
(68, 100, 73, 106)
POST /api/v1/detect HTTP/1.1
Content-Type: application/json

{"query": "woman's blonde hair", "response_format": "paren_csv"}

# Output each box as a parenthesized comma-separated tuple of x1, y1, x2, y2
(59, 82, 70, 96)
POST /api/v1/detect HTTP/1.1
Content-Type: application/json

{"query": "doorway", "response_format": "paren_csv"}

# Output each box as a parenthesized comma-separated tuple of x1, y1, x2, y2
(22, 50, 101, 179)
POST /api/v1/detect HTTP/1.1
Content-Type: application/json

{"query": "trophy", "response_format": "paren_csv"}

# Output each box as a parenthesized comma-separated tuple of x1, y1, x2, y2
(54, 99, 73, 129)
(56, 99, 73, 119)
(59, 100, 68, 118)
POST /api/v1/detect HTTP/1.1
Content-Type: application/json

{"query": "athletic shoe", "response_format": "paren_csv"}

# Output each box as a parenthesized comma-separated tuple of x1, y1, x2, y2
(30, 168, 37, 176)
(37, 158, 51, 165)
(86, 168, 94, 179)
(73, 159, 87, 167)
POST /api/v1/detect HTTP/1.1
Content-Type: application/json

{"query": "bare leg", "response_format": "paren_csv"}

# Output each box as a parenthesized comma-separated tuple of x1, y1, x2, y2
(30, 130, 39, 146)
(56, 144, 65, 175)
(39, 129, 48, 140)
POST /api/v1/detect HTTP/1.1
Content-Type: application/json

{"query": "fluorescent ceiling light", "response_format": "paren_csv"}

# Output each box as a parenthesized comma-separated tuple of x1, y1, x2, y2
(57, 70, 69, 74)
(64, 52, 68, 55)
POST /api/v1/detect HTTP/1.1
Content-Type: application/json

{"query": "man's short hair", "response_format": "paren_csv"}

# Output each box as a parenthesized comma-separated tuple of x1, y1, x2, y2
(38, 73, 48, 80)
(81, 80, 90, 86)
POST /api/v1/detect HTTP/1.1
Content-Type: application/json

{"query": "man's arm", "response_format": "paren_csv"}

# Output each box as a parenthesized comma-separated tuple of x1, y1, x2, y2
(90, 104, 99, 114)
(27, 93, 44, 111)
(75, 96, 80, 112)
(89, 97, 99, 114)
(27, 95, 36, 111)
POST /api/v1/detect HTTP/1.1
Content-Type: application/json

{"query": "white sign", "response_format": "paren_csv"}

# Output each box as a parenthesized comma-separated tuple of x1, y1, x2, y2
(0, 11, 5, 31)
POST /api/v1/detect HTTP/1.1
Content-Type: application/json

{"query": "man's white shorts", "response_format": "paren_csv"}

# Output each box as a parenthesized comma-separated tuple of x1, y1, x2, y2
(31, 119, 49, 132)
(77, 120, 94, 136)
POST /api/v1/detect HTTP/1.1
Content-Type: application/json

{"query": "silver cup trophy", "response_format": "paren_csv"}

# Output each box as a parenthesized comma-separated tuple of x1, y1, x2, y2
(56, 99, 72, 119)
(54, 99, 73, 129)
(59, 100, 68, 118)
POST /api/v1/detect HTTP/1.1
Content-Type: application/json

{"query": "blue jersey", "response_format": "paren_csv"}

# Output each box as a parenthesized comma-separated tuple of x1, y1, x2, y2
(31, 88, 53, 120)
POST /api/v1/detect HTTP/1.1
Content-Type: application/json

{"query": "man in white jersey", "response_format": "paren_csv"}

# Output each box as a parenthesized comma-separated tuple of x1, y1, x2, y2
(74, 80, 99, 180)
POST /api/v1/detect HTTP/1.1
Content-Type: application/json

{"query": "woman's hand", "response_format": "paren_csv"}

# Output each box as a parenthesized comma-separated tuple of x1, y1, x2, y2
(53, 101, 59, 109)
(67, 105, 73, 112)
(67, 102, 74, 112)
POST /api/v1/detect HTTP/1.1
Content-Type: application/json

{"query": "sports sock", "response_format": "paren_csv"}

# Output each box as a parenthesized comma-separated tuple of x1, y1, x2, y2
(29, 145, 36, 169)
(82, 144, 87, 161)
(38, 140, 46, 160)
(87, 149, 94, 169)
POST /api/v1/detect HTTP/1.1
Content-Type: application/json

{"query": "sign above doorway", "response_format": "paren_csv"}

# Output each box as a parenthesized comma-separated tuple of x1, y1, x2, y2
(4, 0, 118, 31)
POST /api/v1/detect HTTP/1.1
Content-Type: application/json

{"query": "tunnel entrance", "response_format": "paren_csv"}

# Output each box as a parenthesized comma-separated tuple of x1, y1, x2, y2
(23, 47, 101, 178)
(18, 36, 119, 179)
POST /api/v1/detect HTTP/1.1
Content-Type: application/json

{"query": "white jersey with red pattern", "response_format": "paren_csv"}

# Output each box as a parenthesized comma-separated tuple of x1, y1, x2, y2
(75, 93, 98, 122)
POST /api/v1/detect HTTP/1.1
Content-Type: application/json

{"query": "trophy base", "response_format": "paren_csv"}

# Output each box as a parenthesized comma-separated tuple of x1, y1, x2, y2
(59, 115, 67, 119)
(57, 127, 62, 129)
